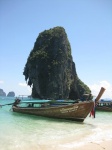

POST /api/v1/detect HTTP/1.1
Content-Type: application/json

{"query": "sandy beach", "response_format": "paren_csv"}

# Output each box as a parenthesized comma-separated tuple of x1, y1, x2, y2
(32, 140, 112, 150)
(72, 140, 112, 150)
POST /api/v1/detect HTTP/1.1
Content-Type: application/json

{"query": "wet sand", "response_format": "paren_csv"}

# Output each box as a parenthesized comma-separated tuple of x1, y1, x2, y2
(24, 140, 112, 150)
(72, 140, 112, 150)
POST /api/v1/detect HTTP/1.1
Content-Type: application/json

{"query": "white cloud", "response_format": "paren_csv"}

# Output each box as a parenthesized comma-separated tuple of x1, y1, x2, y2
(27, 86, 32, 93)
(18, 82, 32, 95)
(18, 82, 27, 87)
(0, 80, 4, 84)
(89, 80, 112, 99)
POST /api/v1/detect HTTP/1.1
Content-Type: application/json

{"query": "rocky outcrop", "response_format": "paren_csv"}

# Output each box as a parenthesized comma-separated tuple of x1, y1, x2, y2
(0, 89, 6, 96)
(23, 26, 91, 99)
(7, 91, 15, 97)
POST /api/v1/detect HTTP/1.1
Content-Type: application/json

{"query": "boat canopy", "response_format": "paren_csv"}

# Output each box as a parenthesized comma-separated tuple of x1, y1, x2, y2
(19, 99, 76, 104)
(20, 100, 50, 104)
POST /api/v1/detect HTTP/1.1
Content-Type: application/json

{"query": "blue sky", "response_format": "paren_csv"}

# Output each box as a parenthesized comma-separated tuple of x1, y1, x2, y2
(0, 0, 112, 98)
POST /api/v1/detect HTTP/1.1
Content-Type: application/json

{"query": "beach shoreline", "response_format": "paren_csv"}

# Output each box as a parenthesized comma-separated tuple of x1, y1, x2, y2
(34, 140, 112, 150)
(73, 140, 112, 150)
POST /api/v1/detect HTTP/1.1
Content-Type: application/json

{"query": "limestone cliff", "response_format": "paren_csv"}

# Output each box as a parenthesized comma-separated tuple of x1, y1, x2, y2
(23, 26, 91, 99)
(7, 91, 15, 97)
(0, 89, 6, 96)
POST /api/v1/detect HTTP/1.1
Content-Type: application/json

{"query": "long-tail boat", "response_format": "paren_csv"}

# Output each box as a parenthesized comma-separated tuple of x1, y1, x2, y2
(0, 87, 105, 122)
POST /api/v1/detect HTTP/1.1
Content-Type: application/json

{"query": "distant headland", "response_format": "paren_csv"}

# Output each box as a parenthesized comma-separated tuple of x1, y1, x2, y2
(0, 89, 15, 97)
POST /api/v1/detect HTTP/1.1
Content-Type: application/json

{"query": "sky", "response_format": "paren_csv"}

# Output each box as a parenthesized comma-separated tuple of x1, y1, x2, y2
(0, 0, 112, 98)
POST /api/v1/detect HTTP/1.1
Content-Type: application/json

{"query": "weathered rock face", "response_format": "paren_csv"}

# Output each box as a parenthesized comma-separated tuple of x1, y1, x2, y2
(7, 91, 15, 97)
(23, 26, 91, 99)
(0, 89, 6, 96)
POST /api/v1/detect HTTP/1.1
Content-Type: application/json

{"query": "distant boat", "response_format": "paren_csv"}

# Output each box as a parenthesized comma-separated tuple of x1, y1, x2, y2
(96, 99, 112, 112)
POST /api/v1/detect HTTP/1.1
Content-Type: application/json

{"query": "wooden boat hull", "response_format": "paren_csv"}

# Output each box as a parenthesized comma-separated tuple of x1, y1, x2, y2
(96, 106, 112, 112)
(12, 101, 94, 122)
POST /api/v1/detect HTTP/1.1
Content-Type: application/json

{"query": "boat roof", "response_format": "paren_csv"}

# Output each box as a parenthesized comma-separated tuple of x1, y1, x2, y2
(19, 99, 75, 104)
(99, 101, 112, 103)
(20, 100, 50, 103)
(100, 99, 112, 102)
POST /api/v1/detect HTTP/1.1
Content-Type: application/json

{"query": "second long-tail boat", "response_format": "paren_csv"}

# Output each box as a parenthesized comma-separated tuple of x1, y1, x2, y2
(96, 99, 112, 112)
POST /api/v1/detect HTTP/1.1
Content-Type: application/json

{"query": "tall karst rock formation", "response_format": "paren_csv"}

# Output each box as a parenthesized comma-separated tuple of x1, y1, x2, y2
(23, 27, 91, 99)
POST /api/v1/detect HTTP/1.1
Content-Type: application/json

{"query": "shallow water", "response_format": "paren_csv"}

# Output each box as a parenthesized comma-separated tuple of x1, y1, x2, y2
(0, 97, 112, 150)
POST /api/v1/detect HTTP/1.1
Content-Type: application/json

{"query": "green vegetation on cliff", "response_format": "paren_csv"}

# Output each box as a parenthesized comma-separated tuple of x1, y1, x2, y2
(23, 26, 91, 99)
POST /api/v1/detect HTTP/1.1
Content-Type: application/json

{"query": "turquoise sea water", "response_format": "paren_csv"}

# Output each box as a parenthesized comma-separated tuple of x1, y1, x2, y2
(0, 97, 112, 150)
